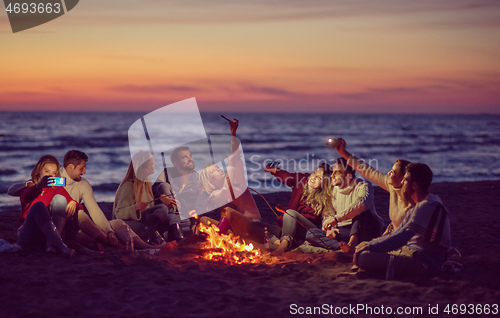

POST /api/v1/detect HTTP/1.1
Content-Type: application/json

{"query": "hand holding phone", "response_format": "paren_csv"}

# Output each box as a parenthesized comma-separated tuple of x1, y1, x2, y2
(325, 137, 340, 149)
(221, 115, 239, 136)
(47, 177, 66, 187)
(264, 161, 280, 173)
(221, 115, 233, 123)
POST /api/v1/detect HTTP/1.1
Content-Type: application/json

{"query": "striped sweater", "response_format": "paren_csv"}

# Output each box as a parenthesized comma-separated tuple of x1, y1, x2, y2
(368, 194, 451, 272)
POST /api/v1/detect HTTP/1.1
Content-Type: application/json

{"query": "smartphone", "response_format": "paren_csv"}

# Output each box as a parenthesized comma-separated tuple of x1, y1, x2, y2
(48, 177, 66, 187)
(325, 137, 339, 148)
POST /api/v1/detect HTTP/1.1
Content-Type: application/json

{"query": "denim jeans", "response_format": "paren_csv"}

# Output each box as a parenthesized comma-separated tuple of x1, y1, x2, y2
(125, 182, 180, 236)
(306, 211, 381, 251)
(17, 202, 52, 250)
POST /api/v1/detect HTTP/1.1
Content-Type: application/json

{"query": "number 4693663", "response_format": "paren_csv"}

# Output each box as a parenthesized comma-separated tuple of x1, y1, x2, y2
(444, 304, 498, 315)
(5, 2, 62, 14)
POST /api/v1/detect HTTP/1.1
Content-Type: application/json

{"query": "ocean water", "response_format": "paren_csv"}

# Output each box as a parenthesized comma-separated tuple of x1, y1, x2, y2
(1, 112, 499, 210)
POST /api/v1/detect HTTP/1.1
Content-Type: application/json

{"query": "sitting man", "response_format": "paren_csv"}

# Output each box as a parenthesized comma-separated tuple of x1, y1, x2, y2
(306, 157, 383, 252)
(61, 150, 156, 249)
(354, 163, 451, 278)
(8, 151, 120, 248)
(155, 146, 202, 217)
(9, 150, 162, 250)
(330, 138, 412, 235)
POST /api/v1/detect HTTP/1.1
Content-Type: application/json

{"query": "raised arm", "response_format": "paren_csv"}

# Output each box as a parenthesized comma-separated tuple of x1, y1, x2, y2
(329, 138, 390, 191)
(8, 181, 29, 196)
(228, 117, 239, 154)
(265, 164, 308, 189)
(18, 176, 50, 206)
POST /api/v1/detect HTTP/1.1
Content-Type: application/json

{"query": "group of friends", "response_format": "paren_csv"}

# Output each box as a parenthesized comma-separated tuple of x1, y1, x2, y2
(7, 117, 451, 279)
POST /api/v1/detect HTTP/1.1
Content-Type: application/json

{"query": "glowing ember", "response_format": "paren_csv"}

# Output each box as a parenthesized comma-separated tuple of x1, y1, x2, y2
(198, 222, 261, 265)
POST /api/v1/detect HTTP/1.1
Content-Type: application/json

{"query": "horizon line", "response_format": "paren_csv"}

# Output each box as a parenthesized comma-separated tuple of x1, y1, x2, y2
(0, 109, 499, 116)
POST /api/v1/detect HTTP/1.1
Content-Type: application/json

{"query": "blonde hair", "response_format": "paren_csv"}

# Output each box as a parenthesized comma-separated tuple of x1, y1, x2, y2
(117, 151, 154, 204)
(301, 167, 331, 216)
(31, 155, 61, 184)
(199, 163, 220, 194)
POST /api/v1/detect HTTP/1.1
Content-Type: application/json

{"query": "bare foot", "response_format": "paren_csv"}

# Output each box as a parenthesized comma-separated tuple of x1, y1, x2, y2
(338, 234, 359, 253)
(160, 241, 178, 252)
(272, 240, 289, 256)
(339, 242, 350, 253)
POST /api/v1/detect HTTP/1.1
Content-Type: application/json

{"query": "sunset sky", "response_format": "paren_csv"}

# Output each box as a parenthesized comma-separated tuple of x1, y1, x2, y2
(1, 0, 499, 113)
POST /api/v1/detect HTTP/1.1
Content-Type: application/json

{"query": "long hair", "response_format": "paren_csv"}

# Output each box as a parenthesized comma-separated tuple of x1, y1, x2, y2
(31, 155, 61, 184)
(396, 159, 411, 176)
(199, 163, 219, 194)
(117, 151, 154, 204)
(300, 163, 332, 215)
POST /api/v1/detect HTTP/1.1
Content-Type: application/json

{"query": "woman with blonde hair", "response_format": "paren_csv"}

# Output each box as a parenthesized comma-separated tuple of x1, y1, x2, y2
(114, 151, 183, 244)
(17, 155, 76, 257)
(266, 162, 333, 255)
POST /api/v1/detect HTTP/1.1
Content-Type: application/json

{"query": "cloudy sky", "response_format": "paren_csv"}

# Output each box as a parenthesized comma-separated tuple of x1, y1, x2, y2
(1, 0, 499, 113)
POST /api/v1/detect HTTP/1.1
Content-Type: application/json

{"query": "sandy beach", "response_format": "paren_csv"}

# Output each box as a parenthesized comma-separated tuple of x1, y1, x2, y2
(1, 180, 499, 318)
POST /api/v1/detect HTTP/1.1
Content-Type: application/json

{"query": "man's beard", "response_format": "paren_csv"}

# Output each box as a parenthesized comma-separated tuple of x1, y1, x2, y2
(403, 187, 414, 203)
(333, 178, 344, 187)
(180, 163, 194, 172)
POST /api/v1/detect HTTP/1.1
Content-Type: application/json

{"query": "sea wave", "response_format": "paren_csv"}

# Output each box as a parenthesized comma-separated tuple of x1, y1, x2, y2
(1, 112, 499, 209)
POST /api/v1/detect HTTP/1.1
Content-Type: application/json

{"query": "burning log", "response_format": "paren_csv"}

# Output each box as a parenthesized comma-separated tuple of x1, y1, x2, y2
(197, 221, 261, 265)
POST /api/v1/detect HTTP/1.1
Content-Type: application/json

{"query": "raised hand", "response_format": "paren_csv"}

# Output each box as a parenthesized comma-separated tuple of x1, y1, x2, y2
(326, 138, 350, 158)
(221, 115, 239, 136)
(264, 161, 280, 173)
(229, 118, 239, 136)
(336, 138, 347, 155)
(36, 175, 50, 190)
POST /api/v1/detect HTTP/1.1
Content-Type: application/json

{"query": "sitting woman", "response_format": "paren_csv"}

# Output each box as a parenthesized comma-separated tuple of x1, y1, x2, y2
(196, 118, 263, 245)
(20, 155, 122, 252)
(113, 151, 183, 245)
(17, 155, 77, 257)
(266, 162, 333, 255)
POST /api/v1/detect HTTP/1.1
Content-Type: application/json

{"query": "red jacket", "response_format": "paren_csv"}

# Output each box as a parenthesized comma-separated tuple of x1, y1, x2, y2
(272, 169, 322, 228)
(19, 185, 82, 226)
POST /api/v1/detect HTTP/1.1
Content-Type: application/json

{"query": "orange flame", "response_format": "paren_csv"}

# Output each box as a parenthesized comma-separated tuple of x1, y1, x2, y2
(189, 210, 198, 219)
(198, 222, 261, 265)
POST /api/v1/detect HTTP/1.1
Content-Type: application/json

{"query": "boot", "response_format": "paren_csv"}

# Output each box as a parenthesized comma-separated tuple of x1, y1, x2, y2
(52, 214, 67, 235)
(166, 223, 184, 242)
(40, 222, 75, 258)
(141, 215, 163, 244)
(46, 214, 68, 253)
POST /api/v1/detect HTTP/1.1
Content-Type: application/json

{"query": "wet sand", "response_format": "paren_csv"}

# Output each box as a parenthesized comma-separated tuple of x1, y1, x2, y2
(1, 180, 499, 318)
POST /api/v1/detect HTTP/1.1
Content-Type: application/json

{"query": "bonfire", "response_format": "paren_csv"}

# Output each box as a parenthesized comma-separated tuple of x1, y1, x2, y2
(197, 221, 261, 265)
